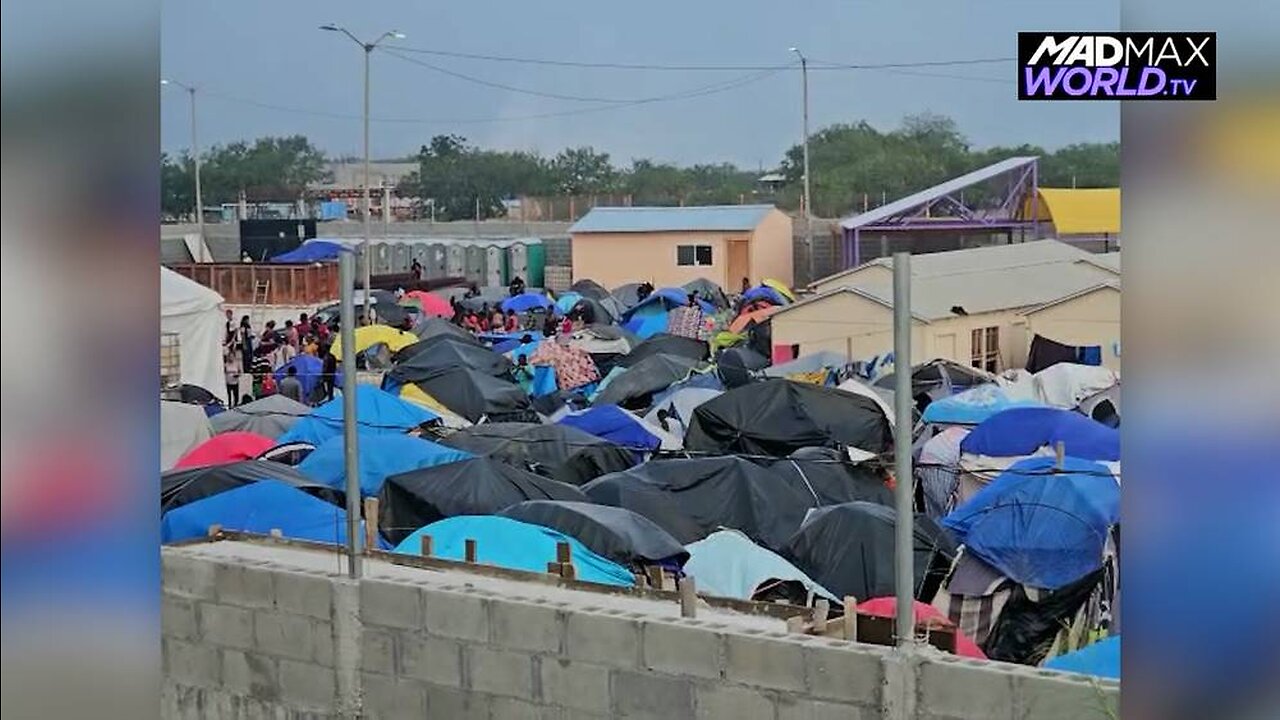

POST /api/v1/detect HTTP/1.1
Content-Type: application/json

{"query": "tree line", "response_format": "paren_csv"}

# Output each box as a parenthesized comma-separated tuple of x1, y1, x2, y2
(160, 114, 1118, 221)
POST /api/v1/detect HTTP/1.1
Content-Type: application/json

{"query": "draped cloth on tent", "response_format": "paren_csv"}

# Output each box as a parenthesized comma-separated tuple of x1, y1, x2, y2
(683, 529, 836, 604)
(377, 457, 589, 545)
(499, 500, 688, 567)
(557, 405, 682, 453)
(297, 432, 472, 497)
(269, 240, 345, 263)
(528, 340, 600, 391)
(392, 516, 634, 587)
(666, 305, 707, 341)
(441, 423, 634, 486)
(161, 267, 228, 404)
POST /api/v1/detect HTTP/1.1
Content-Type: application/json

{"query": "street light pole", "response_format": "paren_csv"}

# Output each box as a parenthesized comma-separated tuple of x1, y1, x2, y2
(163, 79, 205, 241)
(790, 48, 814, 286)
(321, 25, 405, 324)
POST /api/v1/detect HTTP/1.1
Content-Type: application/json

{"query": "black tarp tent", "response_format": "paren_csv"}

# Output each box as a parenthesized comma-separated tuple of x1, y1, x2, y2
(619, 333, 711, 367)
(594, 353, 703, 409)
(388, 338, 512, 381)
(569, 279, 610, 300)
(378, 457, 588, 544)
(161, 459, 340, 513)
(685, 379, 893, 457)
(410, 317, 481, 344)
(716, 346, 770, 388)
(400, 367, 532, 423)
(440, 422, 636, 486)
(749, 447, 893, 508)
(581, 456, 822, 551)
(783, 501, 956, 602)
(499, 500, 688, 567)
(682, 278, 730, 309)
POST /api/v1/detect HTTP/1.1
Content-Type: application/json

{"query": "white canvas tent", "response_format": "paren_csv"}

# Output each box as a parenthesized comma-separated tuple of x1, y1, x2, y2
(161, 267, 228, 404)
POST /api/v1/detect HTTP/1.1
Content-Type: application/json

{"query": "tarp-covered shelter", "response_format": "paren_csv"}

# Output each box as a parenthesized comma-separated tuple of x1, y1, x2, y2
(717, 346, 770, 388)
(749, 447, 893, 508)
(960, 407, 1119, 462)
(499, 500, 687, 567)
(685, 379, 893, 457)
(174, 432, 276, 469)
(682, 277, 730, 309)
(395, 366, 532, 424)
(161, 400, 214, 470)
(270, 240, 345, 263)
(161, 459, 337, 513)
(162, 480, 379, 547)
(297, 432, 472, 497)
(378, 457, 589, 545)
(161, 267, 228, 404)
(684, 529, 836, 605)
(1043, 636, 1120, 679)
(387, 338, 512, 382)
(920, 384, 1043, 426)
(582, 456, 826, 551)
(784, 502, 956, 602)
(569, 279, 610, 300)
(209, 394, 312, 438)
(620, 333, 710, 367)
(412, 316, 480, 344)
(594, 353, 702, 409)
(944, 456, 1119, 589)
(391, 516, 634, 587)
(441, 423, 634, 486)
(643, 387, 722, 436)
(276, 386, 439, 446)
(557, 405, 682, 452)
(566, 325, 635, 356)
(329, 325, 419, 360)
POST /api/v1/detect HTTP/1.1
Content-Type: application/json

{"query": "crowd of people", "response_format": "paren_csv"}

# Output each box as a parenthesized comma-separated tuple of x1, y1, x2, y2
(222, 310, 338, 408)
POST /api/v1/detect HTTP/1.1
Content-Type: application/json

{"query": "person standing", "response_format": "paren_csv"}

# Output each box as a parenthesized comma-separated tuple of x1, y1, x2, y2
(320, 345, 337, 402)
(278, 365, 304, 402)
(238, 316, 254, 373)
(224, 345, 241, 407)
(410, 259, 423, 281)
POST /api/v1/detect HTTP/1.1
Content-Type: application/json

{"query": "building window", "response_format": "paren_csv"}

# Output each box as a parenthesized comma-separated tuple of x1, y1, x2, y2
(971, 326, 1001, 373)
(677, 245, 713, 266)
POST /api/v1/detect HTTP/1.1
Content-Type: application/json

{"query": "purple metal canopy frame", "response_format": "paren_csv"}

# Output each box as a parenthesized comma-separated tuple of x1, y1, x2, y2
(839, 157, 1041, 269)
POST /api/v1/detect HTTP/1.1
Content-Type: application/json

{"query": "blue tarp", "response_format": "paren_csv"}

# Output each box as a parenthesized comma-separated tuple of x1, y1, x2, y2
(319, 201, 348, 220)
(555, 292, 583, 316)
(742, 286, 788, 306)
(391, 516, 634, 587)
(921, 384, 1044, 426)
(296, 433, 472, 497)
(1044, 636, 1120, 679)
(960, 407, 1120, 461)
(531, 366, 558, 397)
(683, 529, 836, 602)
(621, 304, 670, 340)
(276, 386, 439, 446)
(273, 354, 330, 399)
(502, 292, 552, 313)
(270, 240, 347, 263)
(558, 405, 661, 452)
(943, 456, 1120, 589)
(161, 480, 389, 548)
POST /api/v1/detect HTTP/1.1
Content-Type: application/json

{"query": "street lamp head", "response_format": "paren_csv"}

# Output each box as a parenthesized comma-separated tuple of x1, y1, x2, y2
(391, 31, 406, 39)
(160, 78, 170, 85)
(788, 47, 799, 53)
(319, 24, 340, 32)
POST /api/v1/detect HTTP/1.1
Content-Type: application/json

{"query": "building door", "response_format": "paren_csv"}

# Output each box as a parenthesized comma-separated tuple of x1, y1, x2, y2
(727, 240, 750, 289)
(933, 332, 957, 363)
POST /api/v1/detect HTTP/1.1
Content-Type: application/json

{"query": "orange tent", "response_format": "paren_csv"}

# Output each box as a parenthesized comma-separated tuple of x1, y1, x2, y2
(729, 306, 778, 334)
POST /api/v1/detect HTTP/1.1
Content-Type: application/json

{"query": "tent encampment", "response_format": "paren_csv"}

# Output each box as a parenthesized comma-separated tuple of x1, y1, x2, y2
(161, 267, 228, 404)
(441, 423, 635, 486)
(161, 480, 382, 547)
(683, 529, 835, 605)
(208, 394, 311, 438)
(161, 459, 338, 513)
(297, 432, 472, 497)
(276, 386, 439, 446)
(161, 400, 214, 470)
(499, 500, 687, 568)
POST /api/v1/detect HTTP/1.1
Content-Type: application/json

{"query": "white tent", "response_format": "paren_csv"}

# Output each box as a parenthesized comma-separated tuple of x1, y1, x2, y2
(161, 267, 228, 404)
(160, 400, 213, 470)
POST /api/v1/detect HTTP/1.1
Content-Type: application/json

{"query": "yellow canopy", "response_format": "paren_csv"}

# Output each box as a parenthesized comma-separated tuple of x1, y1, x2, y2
(762, 278, 796, 302)
(329, 325, 418, 359)
(1030, 188, 1121, 235)
(398, 384, 470, 428)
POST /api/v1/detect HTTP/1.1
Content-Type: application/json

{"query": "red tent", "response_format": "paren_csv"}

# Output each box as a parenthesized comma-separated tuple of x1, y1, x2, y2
(174, 432, 276, 469)
(856, 597, 987, 659)
(401, 291, 453, 318)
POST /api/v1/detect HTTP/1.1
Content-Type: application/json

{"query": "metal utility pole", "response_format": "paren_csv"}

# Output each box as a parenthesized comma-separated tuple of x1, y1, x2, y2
(892, 252, 914, 644)
(338, 250, 362, 579)
(790, 48, 814, 285)
(321, 24, 405, 323)
(162, 79, 205, 240)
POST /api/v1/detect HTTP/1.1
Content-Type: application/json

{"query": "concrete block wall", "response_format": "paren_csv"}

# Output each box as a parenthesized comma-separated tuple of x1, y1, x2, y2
(162, 548, 1119, 719)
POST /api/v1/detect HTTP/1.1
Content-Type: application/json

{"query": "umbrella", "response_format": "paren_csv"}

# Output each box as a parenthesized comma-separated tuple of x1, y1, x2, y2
(412, 317, 479, 344)
(502, 292, 553, 313)
(273, 354, 326, 400)
(729, 306, 779, 334)
(329, 325, 418, 359)
(174, 432, 276, 469)
(400, 290, 452, 318)
(716, 346, 770, 388)
(741, 286, 787, 306)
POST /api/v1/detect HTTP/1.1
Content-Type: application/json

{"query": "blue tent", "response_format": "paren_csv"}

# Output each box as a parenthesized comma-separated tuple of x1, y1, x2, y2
(621, 304, 669, 339)
(502, 292, 552, 313)
(276, 385, 439, 446)
(742, 285, 788, 306)
(921, 384, 1044, 425)
(684, 529, 836, 602)
(391, 516, 634, 587)
(943, 456, 1120, 589)
(273, 354, 332, 400)
(558, 405, 661, 453)
(555, 292, 583, 316)
(161, 480, 389, 548)
(297, 433, 472, 497)
(270, 240, 347, 263)
(960, 407, 1120, 461)
(1044, 636, 1120, 679)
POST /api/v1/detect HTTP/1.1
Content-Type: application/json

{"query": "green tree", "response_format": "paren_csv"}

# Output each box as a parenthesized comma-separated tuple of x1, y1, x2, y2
(161, 152, 195, 219)
(404, 134, 555, 221)
(552, 146, 616, 194)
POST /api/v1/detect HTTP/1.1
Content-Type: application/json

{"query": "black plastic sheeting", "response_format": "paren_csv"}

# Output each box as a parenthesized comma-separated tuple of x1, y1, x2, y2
(411, 317, 480, 344)
(401, 367, 533, 424)
(594, 354, 703, 409)
(569, 279, 610, 301)
(982, 568, 1103, 665)
(748, 447, 893, 509)
(685, 379, 893, 457)
(388, 339, 512, 381)
(378, 457, 588, 545)
(499, 500, 688, 568)
(582, 456, 825, 552)
(620, 334, 711, 367)
(716, 346, 770, 388)
(783, 502, 956, 603)
(682, 278, 730, 309)
(440, 423, 636, 486)
(161, 460, 340, 513)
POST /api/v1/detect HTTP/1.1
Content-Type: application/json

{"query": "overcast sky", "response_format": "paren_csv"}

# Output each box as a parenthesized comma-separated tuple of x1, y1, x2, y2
(161, 0, 1118, 167)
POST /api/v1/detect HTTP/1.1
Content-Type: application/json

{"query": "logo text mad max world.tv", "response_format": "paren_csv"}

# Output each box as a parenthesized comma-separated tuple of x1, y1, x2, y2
(1018, 32, 1216, 100)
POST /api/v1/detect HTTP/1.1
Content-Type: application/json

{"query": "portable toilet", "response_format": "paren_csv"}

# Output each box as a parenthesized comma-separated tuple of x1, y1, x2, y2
(446, 244, 466, 278)
(464, 244, 486, 284)
(485, 244, 508, 287)
(525, 239, 547, 288)
(392, 243, 411, 273)
(426, 243, 446, 279)
(410, 244, 430, 277)
(508, 242, 530, 285)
